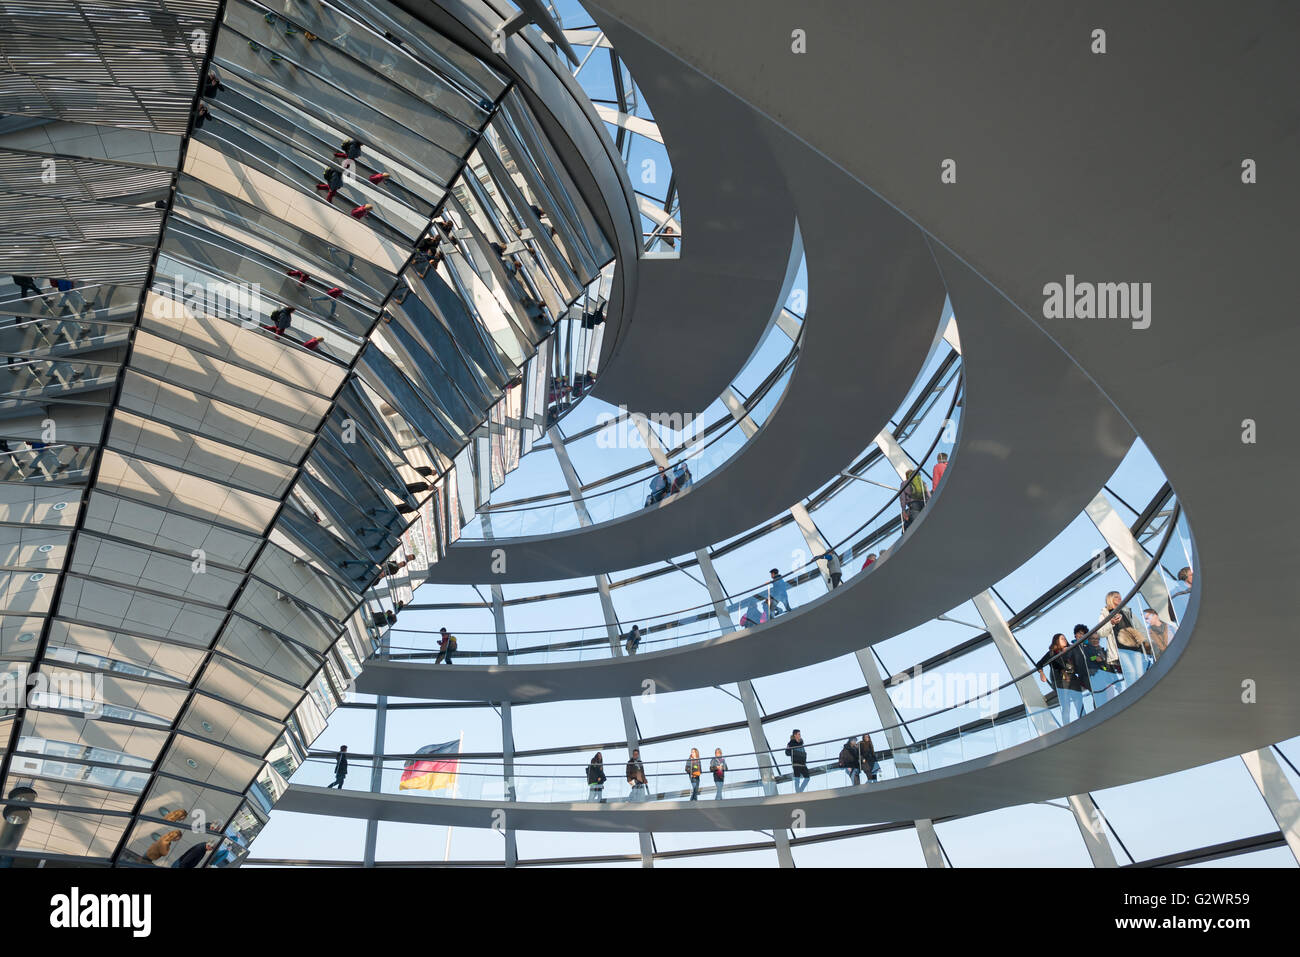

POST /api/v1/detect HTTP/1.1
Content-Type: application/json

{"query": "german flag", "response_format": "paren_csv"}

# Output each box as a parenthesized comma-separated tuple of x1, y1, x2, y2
(399, 740, 460, 792)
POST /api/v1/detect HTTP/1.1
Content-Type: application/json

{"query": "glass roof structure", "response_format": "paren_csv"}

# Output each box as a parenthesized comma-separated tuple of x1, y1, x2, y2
(1, 0, 1297, 876)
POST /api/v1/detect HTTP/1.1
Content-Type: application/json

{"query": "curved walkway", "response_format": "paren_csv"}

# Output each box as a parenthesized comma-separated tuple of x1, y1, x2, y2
(359, 145, 1132, 702)
(587, 23, 800, 415)
(426, 21, 945, 584)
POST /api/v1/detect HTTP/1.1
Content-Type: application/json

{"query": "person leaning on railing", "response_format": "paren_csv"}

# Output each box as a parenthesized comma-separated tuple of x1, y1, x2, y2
(1075, 623, 1122, 703)
(1036, 632, 1090, 724)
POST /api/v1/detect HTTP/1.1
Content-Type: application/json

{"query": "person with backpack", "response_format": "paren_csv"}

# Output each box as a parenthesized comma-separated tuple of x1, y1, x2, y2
(268, 305, 294, 335)
(335, 138, 363, 166)
(173, 841, 216, 868)
(685, 748, 702, 800)
(315, 166, 343, 202)
(739, 593, 765, 628)
(624, 623, 641, 655)
(900, 468, 926, 529)
(786, 730, 810, 792)
(838, 737, 861, 786)
(709, 748, 727, 800)
(434, 627, 457, 665)
(626, 748, 648, 800)
(859, 733, 880, 782)
(586, 752, 606, 802)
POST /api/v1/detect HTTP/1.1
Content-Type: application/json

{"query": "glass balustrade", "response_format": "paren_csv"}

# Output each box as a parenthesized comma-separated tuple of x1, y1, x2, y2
(458, 361, 798, 539)
(317, 487, 1190, 807)
(379, 366, 963, 664)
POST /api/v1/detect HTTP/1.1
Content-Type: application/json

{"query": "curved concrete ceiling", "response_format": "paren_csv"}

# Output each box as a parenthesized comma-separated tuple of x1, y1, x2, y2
(425, 118, 945, 584)
(587, 20, 799, 413)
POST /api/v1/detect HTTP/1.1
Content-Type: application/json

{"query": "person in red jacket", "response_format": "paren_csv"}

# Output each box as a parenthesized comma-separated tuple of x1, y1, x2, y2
(931, 452, 949, 493)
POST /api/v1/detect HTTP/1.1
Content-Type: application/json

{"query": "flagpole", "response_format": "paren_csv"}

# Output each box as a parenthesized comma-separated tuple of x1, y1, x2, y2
(442, 729, 463, 863)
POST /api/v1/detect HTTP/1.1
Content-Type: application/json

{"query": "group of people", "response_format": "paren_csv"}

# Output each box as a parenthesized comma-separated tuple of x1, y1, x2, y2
(583, 728, 885, 802)
(645, 461, 693, 505)
(1035, 584, 1184, 724)
(785, 729, 878, 791)
(587, 746, 732, 801)
(899, 451, 948, 531)
(9, 276, 90, 316)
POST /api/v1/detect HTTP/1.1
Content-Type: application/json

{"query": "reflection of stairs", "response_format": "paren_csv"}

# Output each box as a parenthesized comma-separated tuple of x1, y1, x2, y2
(0, 444, 90, 484)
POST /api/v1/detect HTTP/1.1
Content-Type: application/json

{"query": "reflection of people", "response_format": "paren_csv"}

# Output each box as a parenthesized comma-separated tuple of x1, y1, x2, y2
(1172, 566, 1193, 597)
(146, 830, 182, 863)
(12, 275, 41, 298)
(173, 841, 216, 868)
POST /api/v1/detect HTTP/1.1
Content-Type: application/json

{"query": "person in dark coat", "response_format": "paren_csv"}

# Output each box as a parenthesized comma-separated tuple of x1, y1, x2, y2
(586, 752, 606, 802)
(173, 841, 216, 868)
(326, 745, 348, 788)
(709, 748, 727, 800)
(785, 730, 810, 792)
(859, 733, 880, 782)
(838, 737, 861, 786)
